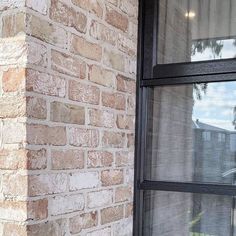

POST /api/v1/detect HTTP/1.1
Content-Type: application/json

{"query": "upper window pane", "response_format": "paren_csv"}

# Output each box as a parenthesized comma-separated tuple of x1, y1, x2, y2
(145, 81, 236, 184)
(158, 0, 236, 64)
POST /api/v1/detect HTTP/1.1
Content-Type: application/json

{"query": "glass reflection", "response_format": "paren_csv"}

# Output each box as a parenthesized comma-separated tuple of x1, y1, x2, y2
(158, 0, 236, 63)
(143, 191, 235, 236)
(146, 81, 236, 184)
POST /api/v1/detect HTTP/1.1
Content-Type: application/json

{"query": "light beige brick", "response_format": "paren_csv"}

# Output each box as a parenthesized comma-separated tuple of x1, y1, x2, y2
(117, 74, 136, 94)
(88, 151, 113, 168)
(27, 124, 66, 146)
(103, 48, 125, 71)
(27, 219, 67, 236)
(69, 80, 100, 105)
(105, 6, 128, 32)
(69, 127, 99, 147)
(117, 114, 135, 130)
(101, 169, 124, 186)
(2, 68, 25, 92)
(29, 173, 67, 196)
(51, 49, 86, 78)
(69, 172, 100, 191)
(26, 69, 66, 98)
(72, 0, 103, 18)
(50, 101, 85, 125)
(49, 194, 84, 216)
(102, 131, 126, 148)
(51, 150, 84, 170)
(90, 20, 117, 45)
(115, 186, 132, 202)
(87, 189, 113, 209)
(26, 0, 48, 14)
(0, 97, 26, 118)
(26, 97, 47, 120)
(101, 205, 124, 224)
(102, 91, 126, 110)
(28, 15, 68, 48)
(70, 34, 102, 61)
(89, 64, 115, 88)
(69, 211, 98, 234)
(88, 108, 115, 128)
(50, 0, 87, 33)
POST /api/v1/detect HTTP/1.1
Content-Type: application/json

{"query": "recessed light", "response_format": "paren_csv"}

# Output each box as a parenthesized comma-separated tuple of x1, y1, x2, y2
(185, 11, 196, 18)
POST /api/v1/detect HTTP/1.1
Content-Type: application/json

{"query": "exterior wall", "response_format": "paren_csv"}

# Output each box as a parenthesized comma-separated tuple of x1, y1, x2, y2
(0, 0, 138, 235)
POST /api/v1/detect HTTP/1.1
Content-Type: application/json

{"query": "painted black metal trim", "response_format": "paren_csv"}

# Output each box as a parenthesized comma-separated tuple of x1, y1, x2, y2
(140, 181, 236, 196)
(141, 72, 236, 87)
(152, 58, 236, 80)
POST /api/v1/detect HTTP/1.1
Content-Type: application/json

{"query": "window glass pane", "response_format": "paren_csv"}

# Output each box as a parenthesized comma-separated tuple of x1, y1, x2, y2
(158, 0, 236, 64)
(146, 81, 236, 183)
(143, 191, 235, 236)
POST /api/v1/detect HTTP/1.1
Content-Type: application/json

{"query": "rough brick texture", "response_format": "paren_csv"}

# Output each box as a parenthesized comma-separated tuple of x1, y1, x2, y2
(0, 0, 137, 235)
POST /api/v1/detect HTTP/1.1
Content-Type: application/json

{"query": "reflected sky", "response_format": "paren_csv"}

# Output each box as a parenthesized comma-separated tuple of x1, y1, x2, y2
(191, 39, 236, 62)
(193, 82, 236, 131)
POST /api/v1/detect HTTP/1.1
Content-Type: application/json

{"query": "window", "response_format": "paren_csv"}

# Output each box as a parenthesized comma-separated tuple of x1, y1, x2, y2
(134, 0, 236, 235)
(218, 133, 226, 142)
(202, 131, 211, 141)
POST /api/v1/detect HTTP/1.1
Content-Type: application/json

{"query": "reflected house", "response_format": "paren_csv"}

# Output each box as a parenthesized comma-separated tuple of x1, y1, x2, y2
(192, 120, 236, 236)
(193, 119, 236, 184)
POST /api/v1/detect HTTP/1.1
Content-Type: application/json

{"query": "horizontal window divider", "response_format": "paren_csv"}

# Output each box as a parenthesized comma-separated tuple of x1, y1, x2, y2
(140, 180, 236, 196)
(153, 58, 236, 79)
(141, 72, 236, 87)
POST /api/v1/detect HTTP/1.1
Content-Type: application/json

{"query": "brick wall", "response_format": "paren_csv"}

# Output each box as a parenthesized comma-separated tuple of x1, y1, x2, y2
(0, 0, 137, 235)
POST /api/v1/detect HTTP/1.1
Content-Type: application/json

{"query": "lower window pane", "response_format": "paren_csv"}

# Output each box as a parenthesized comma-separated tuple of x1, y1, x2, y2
(143, 191, 235, 236)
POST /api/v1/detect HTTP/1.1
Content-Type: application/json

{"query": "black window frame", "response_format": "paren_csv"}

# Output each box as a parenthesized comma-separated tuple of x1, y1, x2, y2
(133, 0, 236, 235)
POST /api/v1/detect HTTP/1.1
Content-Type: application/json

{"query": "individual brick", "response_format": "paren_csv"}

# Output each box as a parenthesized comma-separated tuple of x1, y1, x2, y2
(27, 219, 67, 235)
(26, 0, 48, 14)
(72, 0, 103, 18)
(115, 186, 132, 203)
(87, 189, 113, 209)
(88, 108, 115, 128)
(101, 169, 124, 186)
(105, 6, 128, 32)
(50, 101, 85, 125)
(26, 97, 47, 120)
(115, 151, 134, 167)
(2, 67, 25, 92)
(102, 91, 125, 110)
(69, 128, 99, 147)
(125, 203, 133, 218)
(51, 49, 86, 78)
(113, 218, 133, 236)
(69, 80, 100, 105)
(70, 34, 102, 61)
(51, 150, 84, 170)
(103, 48, 125, 72)
(69, 172, 100, 191)
(117, 33, 137, 56)
(69, 211, 98, 234)
(26, 69, 66, 98)
(49, 194, 84, 216)
(50, 0, 87, 33)
(87, 151, 113, 168)
(102, 131, 126, 148)
(27, 199, 48, 220)
(28, 173, 67, 196)
(2, 12, 26, 38)
(89, 20, 117, 46)
(116, 114, 135, 130)
(27, 124, 66, 146)
(127, 133, 135, 148)
(0, 149, 46, 170)
(119, 0, 138, 17)
(116, 74, 136, 94)
(0, 97, 26, 118)
(2, 174, 28, 196)
(86, 227, 111, 236)
(101, 205, 124, 224)
(88, 64, 115, 88)
(27, 15, 68, 48)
